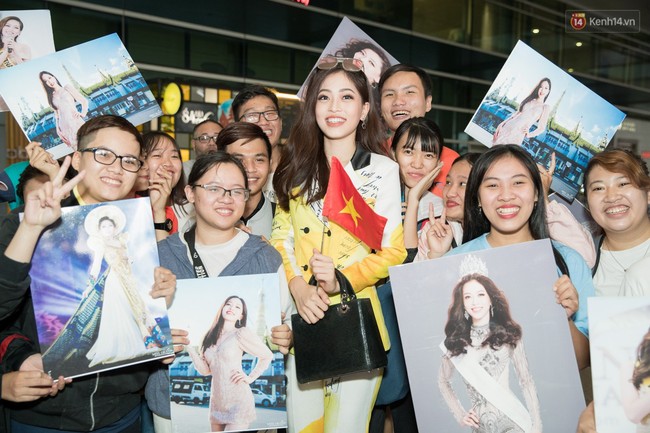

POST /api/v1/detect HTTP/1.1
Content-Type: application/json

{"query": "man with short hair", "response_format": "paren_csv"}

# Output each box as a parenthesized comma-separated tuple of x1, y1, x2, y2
(232, 85, 283, 200)
(379, 64, 459, 196)
(184, 119, 223, 178)
(217, 122, 274, 238)
(0, 115, 175, 432)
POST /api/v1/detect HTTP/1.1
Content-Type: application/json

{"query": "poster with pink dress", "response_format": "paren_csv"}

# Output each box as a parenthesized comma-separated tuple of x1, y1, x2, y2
(464, 40, 626, 201)
(28, 197, 173, 380)
(169, 274, 287, 433)
(0, 33, 162, 159)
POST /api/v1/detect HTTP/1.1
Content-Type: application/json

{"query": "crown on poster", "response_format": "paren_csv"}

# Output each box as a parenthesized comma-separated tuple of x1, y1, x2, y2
(458, 254, 489, 279)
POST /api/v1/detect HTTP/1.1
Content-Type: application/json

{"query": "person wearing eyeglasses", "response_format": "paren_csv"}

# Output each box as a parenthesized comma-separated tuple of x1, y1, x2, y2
(183, 119, 224, 182)
(217, 122, 275, 238)
(145, 151, 295, 432)
(232, 85, 283, 202)
(0, 115, 176, 432)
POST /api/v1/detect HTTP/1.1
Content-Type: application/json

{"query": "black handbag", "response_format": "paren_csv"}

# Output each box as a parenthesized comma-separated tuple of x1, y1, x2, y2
(291, 270, 388, 384)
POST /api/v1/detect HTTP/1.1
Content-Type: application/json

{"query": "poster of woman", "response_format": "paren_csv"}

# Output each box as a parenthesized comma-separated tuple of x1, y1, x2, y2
(169, 274, 287, 433)
(0, 33, 162, 159)
(389, 239, 585, 432)
(0, 9, 55, 111)
(589, 297, 650, 433)
(296, 16, 398, 99)
(464, 40, 626, 201)
(28, 197, 173, 379)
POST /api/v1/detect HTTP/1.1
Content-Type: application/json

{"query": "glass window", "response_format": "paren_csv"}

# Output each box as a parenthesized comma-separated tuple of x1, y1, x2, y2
(126, 19, 185, 68)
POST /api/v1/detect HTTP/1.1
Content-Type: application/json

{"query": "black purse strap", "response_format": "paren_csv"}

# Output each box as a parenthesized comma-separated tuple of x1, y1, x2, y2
(308, 269, 356, 305)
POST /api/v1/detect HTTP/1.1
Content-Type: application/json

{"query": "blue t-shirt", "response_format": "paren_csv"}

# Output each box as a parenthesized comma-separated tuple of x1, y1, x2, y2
(445, 233, 594, 337)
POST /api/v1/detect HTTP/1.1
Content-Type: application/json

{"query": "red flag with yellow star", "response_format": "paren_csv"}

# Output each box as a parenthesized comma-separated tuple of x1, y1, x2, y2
(322, 157, 387, 250)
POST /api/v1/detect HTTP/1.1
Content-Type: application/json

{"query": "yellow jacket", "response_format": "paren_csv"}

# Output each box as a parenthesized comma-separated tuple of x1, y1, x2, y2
(270, 148, 407, 348)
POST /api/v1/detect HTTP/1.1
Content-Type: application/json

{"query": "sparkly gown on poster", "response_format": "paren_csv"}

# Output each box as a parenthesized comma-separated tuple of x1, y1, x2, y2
(492, 102, 548, 146)
(188, 327, 273, 426)
(439, 325, 542, 433)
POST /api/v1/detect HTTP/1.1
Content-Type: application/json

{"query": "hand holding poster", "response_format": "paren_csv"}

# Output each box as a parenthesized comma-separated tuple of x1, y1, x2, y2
(0, 33, 162, 159)
(464, 40, 626, 201)
(389, 240, 585, 432)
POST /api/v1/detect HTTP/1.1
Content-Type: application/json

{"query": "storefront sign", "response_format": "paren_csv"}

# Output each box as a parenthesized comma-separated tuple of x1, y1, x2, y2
(174, 102, 217, 133)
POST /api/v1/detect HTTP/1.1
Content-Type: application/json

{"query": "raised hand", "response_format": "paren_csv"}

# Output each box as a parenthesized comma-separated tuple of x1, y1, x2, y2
(553, 274, 578, 318)
(151, 266, 176, 308)
(149, 166, 174, 215)
(425, 202, 454, 259)
(309, 248, 339, 295)
(26, 142, 60, 180)
(538, 152, 555, 199)
(406, 161, 444, 204)
(289, 275, 330, 324)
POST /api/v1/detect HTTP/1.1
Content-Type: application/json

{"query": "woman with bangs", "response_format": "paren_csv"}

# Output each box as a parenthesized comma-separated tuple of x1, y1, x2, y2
(271, 57, 406, 433)
(444, 145, 593, 375)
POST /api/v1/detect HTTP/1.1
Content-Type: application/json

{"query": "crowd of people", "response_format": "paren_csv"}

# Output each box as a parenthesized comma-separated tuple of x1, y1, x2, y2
(0, 55, 648, 433)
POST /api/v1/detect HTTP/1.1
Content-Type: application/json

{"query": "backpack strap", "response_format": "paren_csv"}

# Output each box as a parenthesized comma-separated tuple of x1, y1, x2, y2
(591, 235, 605, 277)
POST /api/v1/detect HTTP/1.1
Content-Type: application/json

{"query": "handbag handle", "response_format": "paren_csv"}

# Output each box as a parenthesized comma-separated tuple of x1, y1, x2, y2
(308, 269, 356, 306)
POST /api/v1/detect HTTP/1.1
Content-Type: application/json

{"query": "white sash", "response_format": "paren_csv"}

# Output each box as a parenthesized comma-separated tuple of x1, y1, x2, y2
(440, 342, 532, 432)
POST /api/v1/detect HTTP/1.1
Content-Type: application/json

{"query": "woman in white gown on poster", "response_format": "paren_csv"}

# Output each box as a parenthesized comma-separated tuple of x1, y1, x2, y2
(84, 205, 164, 367)
(438, 255, 542, 433)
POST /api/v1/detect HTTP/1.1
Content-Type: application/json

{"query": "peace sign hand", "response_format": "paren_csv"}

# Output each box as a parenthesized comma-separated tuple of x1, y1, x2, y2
(424, 202, 454, 259)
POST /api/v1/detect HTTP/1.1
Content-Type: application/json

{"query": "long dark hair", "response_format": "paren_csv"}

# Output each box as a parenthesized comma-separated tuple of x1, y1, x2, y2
(633, 328, 650, 390)
(39, 71, 62, 110)
(200, 295, 248, 354)
(443, 274, 522, 357)
(334, 39, 390, 83)
(462, 145, 547, 244)
(274, 64, 387, 210)
(518, 78, 551, 112)
(0, 16, 24, 49)
(142, 132, 187, 207)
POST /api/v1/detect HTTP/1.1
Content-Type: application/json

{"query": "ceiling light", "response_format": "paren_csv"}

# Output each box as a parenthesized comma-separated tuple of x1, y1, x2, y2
(532, 28, 540, 34)
(575, 41, 583, 47)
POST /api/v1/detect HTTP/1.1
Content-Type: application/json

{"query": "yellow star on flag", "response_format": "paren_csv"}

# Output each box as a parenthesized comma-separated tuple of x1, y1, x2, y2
(339, 193, 362, 227)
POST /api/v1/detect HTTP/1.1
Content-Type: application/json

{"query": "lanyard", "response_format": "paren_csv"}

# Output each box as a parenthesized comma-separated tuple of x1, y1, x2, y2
(183, 226, 209, 279)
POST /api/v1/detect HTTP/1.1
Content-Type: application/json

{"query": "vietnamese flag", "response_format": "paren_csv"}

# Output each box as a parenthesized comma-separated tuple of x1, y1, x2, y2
(322, 157, 387, 250)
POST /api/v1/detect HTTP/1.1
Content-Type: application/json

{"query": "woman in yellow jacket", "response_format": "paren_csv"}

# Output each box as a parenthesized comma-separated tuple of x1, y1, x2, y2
(271, 57, 406, 433)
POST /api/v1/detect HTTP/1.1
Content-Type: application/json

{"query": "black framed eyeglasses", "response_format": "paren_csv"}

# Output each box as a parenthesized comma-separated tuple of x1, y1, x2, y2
(192, 183, 250, 201)
(239, 110, 280, 123)
(317, 56, 363, 73)
(80, 148, 143, 172)
(193, 134, 219, 145)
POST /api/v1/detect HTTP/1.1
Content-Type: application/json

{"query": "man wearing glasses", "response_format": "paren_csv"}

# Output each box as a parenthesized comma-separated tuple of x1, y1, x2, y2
(232, 85, 283, 200)
(0, 115, 173, 432)
(184, 119, 223, 180)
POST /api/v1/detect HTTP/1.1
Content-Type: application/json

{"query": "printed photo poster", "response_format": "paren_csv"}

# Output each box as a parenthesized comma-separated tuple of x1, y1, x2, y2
(297, 16, 399, 98)
(389, 239, 585, 432)
(0, 33, 162, 159)
(0, 10, 56, 111)
(28, 197, 173, 379)
(169, 274, 287, 433)
(464, 40, 626, 201)
(589, 297, 650, 433)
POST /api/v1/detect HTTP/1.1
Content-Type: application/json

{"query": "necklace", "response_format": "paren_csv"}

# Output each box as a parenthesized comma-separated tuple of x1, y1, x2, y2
(603, 237, 650, 272)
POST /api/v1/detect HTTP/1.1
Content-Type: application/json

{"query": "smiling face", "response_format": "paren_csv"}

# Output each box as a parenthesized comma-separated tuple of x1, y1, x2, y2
(462, 279, 492, 326)
(185, 162, 246, 234)
(72, 127, 140, 204)
(380, 71, 432, 133)
(146, 136, 182, 188)
(443, 160, 472, 222)
(394, 134, 439, 189)
(192, 122, 223, 157)
(238, 95, 282, 147)
(221, 297, 244, 323)
(2, 19, 21, 42)
(353, 48, 384, 86)
(315, 70, 369, 145)
(537, 80, 551, 99)
(586, 165, 650, 239)
(225, 138, 270, 198)
(40, 73, 58, 89)
(478, 155, 538, 244)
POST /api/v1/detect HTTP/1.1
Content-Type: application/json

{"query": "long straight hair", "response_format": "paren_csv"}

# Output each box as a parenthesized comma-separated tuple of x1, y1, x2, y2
(273, 64, 387, 210)
(200, 295, 248, 354)
(142, 131, 188, 207)
(462, 145, 548, 244)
